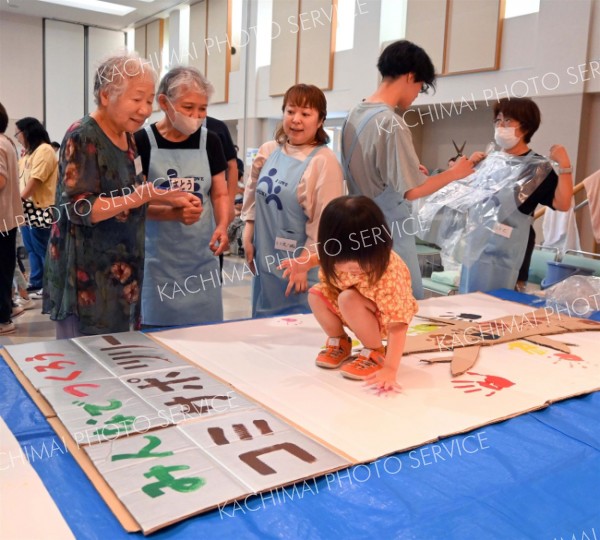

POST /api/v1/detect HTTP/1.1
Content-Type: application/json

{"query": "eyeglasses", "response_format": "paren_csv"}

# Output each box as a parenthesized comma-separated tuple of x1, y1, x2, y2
(418, 82, 432, 95)
(494, 117, 519, 128)
(14, 130, 22, 138)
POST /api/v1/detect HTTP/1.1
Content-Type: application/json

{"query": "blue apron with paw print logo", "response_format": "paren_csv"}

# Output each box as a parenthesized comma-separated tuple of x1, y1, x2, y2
(141, 125, 223, 326)
(252, 145, 322, 318)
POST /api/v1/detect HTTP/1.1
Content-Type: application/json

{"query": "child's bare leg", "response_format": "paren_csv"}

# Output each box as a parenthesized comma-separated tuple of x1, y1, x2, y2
(310, 292, 353, 368)
(338, 289, 382, 350)
(309, 292, 345, 337)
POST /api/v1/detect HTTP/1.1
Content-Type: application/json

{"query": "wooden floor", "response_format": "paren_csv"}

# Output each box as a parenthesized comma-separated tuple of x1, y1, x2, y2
(0, 254, 252, 346)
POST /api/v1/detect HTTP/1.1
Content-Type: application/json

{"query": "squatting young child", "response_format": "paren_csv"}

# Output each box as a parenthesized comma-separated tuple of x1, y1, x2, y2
(281, 196, 418, 393)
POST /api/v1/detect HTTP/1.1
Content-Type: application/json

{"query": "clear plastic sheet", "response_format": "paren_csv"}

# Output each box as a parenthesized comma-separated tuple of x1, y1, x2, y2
(418, 150, 553, 270)
(544, 275, 600, 318)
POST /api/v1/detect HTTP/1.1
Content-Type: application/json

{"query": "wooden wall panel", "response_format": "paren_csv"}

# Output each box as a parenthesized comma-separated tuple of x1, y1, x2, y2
(87, 27, 126, 112)
(146, 19, 164, 75)
(445, 0, 503, 74)
(206, 0, 231, 103)
(269, 0, 300, 96)
(297, 0, 336, 90)
(134, 25, 146, 59)
(189, 1, 208, 75)
(405, 0, 447, 75)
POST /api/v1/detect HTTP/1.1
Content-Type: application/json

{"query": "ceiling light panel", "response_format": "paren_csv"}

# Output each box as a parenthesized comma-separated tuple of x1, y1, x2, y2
(36, 0, 135, 16)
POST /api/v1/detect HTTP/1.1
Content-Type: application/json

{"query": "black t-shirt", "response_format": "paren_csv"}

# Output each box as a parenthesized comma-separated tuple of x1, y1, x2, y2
(236, 156, 244, 178)
(134, 124, 227, 177)
(206, 116, 237, 162)
(517, 151, 559, 216)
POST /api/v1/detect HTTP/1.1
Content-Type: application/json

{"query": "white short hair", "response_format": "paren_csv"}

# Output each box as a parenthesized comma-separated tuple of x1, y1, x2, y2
(93, 52, 158, 105)
(157, 66, 214, 103)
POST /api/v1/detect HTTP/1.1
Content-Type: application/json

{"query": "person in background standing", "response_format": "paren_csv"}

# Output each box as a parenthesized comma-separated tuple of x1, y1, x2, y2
(205, 116, 238, 260)
(0, 102, 25, 334)
(15, 117, 58, 296)
(342, 40, 474, 299)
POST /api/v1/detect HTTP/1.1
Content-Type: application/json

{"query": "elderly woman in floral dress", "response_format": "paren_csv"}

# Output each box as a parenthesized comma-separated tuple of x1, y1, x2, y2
(43, 53, 198, 338)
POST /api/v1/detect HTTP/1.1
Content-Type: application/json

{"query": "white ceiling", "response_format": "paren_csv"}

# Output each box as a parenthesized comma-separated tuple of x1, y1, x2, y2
(0, 0, 186, 30)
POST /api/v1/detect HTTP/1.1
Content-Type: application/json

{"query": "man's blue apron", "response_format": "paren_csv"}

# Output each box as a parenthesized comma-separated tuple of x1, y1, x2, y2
(342, 106, 424, 299)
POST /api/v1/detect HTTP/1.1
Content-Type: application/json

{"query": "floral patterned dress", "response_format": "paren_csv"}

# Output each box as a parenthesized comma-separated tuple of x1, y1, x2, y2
(43, 116, 146, 334)
(311, 251, 418, 339)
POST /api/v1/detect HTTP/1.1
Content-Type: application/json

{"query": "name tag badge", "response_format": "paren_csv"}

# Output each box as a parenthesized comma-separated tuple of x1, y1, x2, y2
(275, 237, 297, 252)
(170, 177, 195, 192)
(134, 155, 143, 176)
(492, 223, 513, 239)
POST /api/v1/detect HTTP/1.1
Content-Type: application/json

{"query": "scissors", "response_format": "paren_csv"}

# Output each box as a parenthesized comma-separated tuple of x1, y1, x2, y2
(452, 140, 466, 159)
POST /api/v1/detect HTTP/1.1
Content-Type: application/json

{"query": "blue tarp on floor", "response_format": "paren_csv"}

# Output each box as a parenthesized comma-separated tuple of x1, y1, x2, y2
(1, 289, 598, 539)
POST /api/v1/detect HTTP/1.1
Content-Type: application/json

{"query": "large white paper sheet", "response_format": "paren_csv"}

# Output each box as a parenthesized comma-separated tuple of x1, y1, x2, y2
(5, 293, 599, 533)
(152, 294, 600, 462)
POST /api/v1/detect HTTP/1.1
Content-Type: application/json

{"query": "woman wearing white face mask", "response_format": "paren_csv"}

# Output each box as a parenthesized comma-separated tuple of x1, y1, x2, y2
(458, 97, 573, 293)
(134, 67, 230, 326)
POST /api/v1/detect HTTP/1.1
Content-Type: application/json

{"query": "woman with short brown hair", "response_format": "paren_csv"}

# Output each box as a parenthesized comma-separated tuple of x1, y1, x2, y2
(242, 84, 344, 318)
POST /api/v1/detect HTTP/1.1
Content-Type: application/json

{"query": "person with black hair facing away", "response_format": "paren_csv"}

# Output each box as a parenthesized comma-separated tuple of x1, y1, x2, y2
(342, 40, 474, 299)
(280, 196, 418, 394)
(205, 116, 238, 216)
(204, 116, 237, 262)
(51, 141, 60, 158)
(0, 102, 24, 334)
(234, 144, 244, 183)
(14, 117, 58, 295)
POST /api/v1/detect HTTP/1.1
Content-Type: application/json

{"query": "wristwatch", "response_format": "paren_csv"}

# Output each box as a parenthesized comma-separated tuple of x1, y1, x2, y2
(557, 166, 572, 174)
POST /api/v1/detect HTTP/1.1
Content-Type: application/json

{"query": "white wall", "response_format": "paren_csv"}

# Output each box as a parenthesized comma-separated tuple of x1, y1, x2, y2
(209, 0, 598, 166)
(0, 12, 125, 143)
(2, 1, 598, 248)
(0, 12, 44, 123)
(45, 20, 85, 143)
